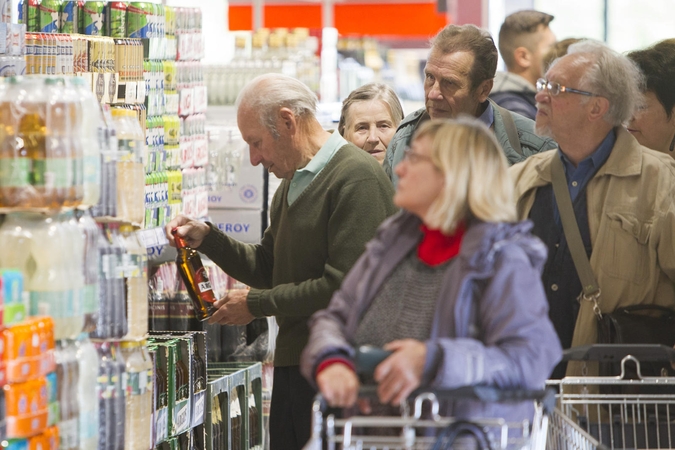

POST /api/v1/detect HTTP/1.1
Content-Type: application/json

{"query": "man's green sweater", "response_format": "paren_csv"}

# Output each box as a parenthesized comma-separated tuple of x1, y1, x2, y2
(199, 144, 397, 366)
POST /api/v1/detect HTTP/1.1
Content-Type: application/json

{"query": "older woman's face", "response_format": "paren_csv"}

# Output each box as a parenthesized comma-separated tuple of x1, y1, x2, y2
(343, 99, 397, 163)
(627, 91, 675, 153)
(393, 135, 445, 221)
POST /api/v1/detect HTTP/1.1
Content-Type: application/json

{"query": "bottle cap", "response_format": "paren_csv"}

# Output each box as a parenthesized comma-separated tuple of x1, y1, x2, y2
(172, 228, 187, 248)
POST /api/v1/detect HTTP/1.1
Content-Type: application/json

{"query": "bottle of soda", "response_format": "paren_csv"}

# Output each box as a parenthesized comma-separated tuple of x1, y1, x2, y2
(172, 228, 217, 321)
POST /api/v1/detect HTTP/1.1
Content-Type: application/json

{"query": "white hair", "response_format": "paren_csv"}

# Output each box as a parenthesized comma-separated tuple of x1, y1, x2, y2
(564, 40, 644, 126)
(235, 74, 318, 138)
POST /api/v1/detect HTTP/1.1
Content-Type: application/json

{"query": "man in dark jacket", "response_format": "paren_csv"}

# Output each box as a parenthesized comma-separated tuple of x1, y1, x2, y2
(490, 10, 557, 119)
(383, 24, 556, 186)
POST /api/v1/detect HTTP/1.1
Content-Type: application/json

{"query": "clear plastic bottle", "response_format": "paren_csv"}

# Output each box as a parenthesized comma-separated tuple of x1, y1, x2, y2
(71, 77, 103, 208)
(119, 224, 148, 339)
(111, 342, 127, 450)
(0, 212, 36, 274)
(76, 333, 100, 450)
(56, 339, 80, 450)
(61, 211, 86, 338)
(108, 224, 128, 338)
(111, 109, 145, 225)
(95, 342, 115, 450)
(121, 341, 152, 450)
(77, 210, 101, 333)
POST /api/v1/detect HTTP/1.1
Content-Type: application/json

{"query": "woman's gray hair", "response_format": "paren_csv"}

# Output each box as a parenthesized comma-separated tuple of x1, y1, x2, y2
(565, 40, 644, 126)
(235, 73, 318, 138)
(338, 83, 404, 136)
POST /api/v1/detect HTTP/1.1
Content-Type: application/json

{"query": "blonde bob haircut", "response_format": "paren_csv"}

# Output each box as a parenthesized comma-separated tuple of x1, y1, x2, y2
(415, 117, 517, 234)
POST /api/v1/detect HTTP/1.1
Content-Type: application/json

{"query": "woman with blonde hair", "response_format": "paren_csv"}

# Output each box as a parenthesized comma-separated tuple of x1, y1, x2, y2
(338, 83, 404, 164)
(301, 117, 561, 425)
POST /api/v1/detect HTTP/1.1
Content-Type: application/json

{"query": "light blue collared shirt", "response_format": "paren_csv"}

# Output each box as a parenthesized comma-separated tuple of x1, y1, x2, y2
(478, 102, 494, 128)
(553, 129, 616, 224)
(287, 130, 348, 206)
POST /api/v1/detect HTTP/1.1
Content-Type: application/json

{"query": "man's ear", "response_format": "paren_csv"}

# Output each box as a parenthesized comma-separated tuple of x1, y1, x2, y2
(476, 78, 494, 102)
(279, 107, 297, 134)
(588, 96, 610, 123)
(513, 47, 532, 70)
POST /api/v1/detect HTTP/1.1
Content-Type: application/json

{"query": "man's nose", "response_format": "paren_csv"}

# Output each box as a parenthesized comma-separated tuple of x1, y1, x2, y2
(535, 89, 549, 103)
(427, 82, 442, 99)
(249, 149, 263, 166)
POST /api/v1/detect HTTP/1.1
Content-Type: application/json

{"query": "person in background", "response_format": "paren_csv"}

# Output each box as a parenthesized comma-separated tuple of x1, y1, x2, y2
(166, 73, 398, 450)
(383, 24, 556, 186)
(510, 40, 675, 379)
(302, 117, 561, 426)
(627, 39, 675, 155)
(542, 38, 582, 72)
(490, 10, 557, 120)
(338, 83, 404, 164)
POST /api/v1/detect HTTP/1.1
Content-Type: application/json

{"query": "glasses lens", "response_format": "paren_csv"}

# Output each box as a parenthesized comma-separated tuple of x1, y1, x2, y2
(536, 79, 546, 92)
(549, 82, 560, 96)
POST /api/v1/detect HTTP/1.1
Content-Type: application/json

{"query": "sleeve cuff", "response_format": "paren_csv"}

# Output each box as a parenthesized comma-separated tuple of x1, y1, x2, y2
(315, 357, 356, 379)
(198, 222, 222, 252)
(246, 288, 266, 318)
(421, 342, 443, 386)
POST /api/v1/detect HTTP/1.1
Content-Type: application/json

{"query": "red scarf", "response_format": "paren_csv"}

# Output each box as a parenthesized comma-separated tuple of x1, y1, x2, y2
(417, 222, 466, 266)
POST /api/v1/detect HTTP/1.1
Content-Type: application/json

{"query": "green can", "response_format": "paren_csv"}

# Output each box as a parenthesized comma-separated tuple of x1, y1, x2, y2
(59, 1, 79, 34)
(80, 1, 106, 36)
(127, 2, 153, 39)
(38, 0, 62, 33)
(21, 0, 41, 32)
(105, 1, 127, 38)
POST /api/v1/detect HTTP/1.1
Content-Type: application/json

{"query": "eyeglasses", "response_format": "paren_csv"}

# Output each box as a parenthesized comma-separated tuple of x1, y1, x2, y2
(403, 147, 433, 165)
(536, 78, 597, 97)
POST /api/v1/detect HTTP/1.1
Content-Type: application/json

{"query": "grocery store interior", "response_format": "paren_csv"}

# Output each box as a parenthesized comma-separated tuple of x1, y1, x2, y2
(0, 0, 673, 449)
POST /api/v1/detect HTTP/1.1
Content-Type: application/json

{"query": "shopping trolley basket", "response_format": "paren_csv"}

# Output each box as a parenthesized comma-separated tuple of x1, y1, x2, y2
(547, 344, 675, 450)
(302, 385, 556, 450)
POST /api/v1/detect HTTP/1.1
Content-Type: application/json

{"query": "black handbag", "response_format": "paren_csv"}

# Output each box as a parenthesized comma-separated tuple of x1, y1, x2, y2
(597, 305, 675, 379)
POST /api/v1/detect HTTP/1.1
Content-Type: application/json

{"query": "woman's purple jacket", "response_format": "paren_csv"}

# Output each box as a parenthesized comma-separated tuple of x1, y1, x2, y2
(300, 211, 562, 422)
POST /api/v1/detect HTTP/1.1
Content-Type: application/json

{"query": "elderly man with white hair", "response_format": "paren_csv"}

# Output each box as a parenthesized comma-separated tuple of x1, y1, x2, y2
(166, 74, 397, 449)
(510, 40, 675, 379)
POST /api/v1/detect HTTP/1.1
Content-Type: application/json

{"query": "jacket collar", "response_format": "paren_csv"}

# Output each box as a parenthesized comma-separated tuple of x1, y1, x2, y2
(533, 127, 641, 185)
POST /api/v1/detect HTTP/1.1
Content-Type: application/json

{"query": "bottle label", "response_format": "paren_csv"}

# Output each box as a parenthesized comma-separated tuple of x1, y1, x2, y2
(84, 154, 100, 185)
(193, 267, 215, 303)
(0, 157, 30, 187)
(30, 290, 73, 318)
(83, 283, 99, 315)
(32, 158, 72, 188)
(127, 370, 146, 395)
(118, 138, 139, 162)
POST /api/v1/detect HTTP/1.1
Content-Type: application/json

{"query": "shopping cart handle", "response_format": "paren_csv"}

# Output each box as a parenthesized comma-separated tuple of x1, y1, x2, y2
(562, 344, 675, 362)
(357, 384, 555, 407)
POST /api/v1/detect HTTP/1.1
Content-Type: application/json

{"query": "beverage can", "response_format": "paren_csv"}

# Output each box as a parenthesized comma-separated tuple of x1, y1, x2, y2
(22, 0, 40, 32)
(59, 1, 78, 33)
(126, 2, 152, 39)
(105, 1, 126, 38)
(38, 0, 60, 33)
(80, 1, 105, 35)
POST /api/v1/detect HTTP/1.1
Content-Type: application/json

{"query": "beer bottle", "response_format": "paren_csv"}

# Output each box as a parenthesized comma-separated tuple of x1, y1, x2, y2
(172, 228, 217, 321)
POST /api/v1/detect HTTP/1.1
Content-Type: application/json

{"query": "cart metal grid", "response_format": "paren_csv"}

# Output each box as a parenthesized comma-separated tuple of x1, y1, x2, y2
(546, 353, 675, 450)
(303, 387, 554, 450)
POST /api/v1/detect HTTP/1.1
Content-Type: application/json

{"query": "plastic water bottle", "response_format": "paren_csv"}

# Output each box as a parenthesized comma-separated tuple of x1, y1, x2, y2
(119, 225, 148, 339)
(76, 333, 100, 450)
(77, 210, 101, 333)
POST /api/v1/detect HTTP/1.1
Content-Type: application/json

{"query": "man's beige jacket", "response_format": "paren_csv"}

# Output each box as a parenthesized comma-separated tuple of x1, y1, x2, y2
(509, 127, 675, 376)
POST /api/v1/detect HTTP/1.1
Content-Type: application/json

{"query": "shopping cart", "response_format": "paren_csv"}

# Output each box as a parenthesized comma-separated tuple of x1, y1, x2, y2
(547, 344, 675, 450)
(302, 385, 556, 450)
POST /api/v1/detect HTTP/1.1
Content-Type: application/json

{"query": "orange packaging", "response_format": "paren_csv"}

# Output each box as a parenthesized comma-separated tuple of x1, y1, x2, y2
(43, 426, 59, 449)
(3, 323, 34, 382)
(36, 318, 55, 376)
(28, 433, 46, 450)
(4, 378, 49, 438)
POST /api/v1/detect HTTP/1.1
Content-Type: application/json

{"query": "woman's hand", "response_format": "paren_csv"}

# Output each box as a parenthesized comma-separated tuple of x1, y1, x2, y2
(317, 364, 360, 408)
(165, 214, 211, 249)
(374, 339, 427, 406)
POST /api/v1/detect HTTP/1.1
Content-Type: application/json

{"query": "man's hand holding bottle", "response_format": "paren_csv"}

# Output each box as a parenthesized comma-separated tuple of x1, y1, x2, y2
(165, 214, 211, 249)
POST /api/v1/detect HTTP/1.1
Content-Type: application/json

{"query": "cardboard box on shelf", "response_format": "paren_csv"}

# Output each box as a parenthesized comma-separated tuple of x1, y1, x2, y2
(209, 209, 263, 244)
(208, 155, 264, 210)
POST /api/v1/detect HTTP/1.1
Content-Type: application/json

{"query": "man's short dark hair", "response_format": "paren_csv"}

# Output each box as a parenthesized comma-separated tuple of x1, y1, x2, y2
(628, 39, 675, 119)
(431, 24, 498, 91)
(499, 10, 554, 69)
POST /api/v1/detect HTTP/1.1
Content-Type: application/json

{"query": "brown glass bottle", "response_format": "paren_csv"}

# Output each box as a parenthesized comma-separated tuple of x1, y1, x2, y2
(192, 340, 205, 393)
(155, 362, 167, 410)
(172, 229, 217, 321)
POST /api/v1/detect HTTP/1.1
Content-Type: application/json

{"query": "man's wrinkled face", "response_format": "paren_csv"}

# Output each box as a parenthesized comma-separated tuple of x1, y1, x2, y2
(423, 50, 488, 120)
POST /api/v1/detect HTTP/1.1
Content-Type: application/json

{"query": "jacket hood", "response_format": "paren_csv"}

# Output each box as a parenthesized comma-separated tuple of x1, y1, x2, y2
(460, 220, 547, 275)
(491, 71, 536, 95)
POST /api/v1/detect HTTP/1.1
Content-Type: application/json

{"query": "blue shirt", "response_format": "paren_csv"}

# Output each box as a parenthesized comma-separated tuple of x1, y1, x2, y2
(478, 102, 494, 128)
(554, 129, 616, 225)
(287, 130, 348, 206)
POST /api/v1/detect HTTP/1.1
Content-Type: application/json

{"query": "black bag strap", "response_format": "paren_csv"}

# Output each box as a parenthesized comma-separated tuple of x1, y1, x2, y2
(492, 103, 523, 156)
(550, 155, 602, 318)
